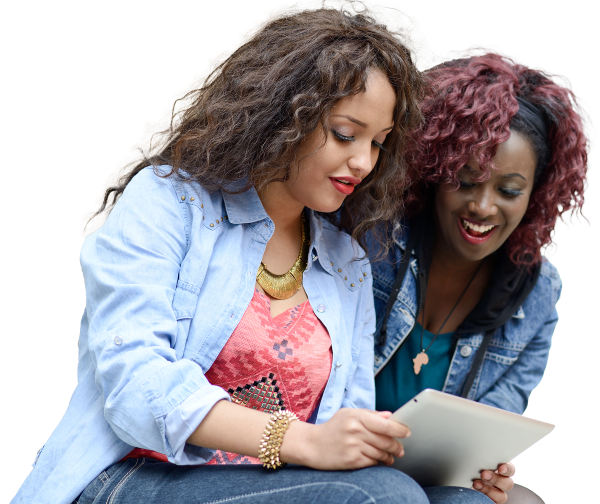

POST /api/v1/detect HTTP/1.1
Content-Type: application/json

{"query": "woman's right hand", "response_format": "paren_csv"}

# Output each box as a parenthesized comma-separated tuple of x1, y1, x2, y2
(281, 408, 410, 470)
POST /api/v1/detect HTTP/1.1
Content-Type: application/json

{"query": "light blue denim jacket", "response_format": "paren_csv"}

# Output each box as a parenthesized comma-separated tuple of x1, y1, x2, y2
(13, 167, 376, 504)
(371, 229, 561, 414)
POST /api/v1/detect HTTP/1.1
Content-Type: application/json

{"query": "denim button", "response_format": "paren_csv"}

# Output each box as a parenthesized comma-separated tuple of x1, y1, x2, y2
(317, 304, 326, 313)
(460, 345, 472, 357)
(114, 336, 123, 345)
(374, 356, 382, 365)
(335, 361, 342, 368)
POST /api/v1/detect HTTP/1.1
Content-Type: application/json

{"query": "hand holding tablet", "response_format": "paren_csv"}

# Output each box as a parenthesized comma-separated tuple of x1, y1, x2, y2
(390, 389, 554, 488)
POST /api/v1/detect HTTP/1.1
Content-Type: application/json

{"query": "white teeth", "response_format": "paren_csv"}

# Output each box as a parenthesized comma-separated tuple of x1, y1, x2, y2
(336, 179, 350, 185)
(462, 219, 495, 233)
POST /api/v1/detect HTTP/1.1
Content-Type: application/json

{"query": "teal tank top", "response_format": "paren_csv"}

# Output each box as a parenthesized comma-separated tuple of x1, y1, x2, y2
(375, 322, 453, 412)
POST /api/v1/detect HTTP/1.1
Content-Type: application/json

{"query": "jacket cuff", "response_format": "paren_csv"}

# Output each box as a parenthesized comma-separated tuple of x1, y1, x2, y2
(164, 383, 231, 465)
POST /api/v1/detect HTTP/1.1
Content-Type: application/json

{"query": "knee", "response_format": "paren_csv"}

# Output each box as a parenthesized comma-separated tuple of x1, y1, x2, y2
(348, 466, 429, 504)
(424, 486, 493, 504)
(505, 484, 545, 504)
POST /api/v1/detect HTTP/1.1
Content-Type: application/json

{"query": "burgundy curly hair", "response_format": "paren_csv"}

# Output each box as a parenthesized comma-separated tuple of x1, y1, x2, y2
(404, 53, 588, 265)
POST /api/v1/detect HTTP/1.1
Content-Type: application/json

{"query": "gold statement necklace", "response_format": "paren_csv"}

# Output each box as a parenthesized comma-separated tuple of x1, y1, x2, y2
(256, 214, 310, 300)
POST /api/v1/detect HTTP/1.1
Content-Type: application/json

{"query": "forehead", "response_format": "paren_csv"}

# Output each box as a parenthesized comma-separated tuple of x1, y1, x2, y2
(332, 70, 396, 124)
(489, 130, 537, 179)
(493, 130, 537, 170)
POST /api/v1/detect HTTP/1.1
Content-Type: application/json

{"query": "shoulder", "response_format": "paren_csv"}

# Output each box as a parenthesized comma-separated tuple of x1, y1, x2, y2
(125, 166, 213, 203)
(521, 257, 562, 316)
(122, 165, 224, 227)
(536, 257, 562, 299)
(319, 217, 368, 264)
(539, 257, 561, 284)
(124, 165, 176, 195)
(316, 216, 372, 288)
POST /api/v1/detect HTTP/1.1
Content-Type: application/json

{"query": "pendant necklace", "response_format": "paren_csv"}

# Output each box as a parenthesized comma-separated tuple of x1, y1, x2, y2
(413, 258, 486, 375)
(256, 213, 310, 300)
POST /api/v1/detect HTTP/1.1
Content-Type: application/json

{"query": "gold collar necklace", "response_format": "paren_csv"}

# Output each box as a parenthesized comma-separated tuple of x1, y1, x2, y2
(256, 214, 310, 300)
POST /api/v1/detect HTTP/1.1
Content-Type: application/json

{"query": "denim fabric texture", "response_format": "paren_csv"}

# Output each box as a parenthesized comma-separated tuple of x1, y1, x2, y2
(370, 225, 561, 414)
(13, 167, 376, 504)
(73, 458, 491, 504)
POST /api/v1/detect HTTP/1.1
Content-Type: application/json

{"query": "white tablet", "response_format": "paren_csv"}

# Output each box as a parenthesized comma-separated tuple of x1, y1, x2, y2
(390, 389, 554, 487)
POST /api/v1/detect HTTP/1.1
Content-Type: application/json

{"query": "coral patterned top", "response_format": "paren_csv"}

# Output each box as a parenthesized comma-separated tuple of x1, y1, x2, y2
(124, 289, 332, 465)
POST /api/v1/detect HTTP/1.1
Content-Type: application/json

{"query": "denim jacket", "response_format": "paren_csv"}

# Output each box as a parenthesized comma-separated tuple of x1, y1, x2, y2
(371, 228, 561, 415)
(13, 167, 376, 504)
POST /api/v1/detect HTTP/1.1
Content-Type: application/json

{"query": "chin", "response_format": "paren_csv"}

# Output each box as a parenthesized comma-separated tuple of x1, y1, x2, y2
(456, 242, 497, 262)
(306, 198, 345, 214)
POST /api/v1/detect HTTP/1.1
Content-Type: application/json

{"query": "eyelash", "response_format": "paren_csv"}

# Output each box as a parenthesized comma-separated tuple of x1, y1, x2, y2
(331, 129, 388, 152)
(458, 180, 523, 197)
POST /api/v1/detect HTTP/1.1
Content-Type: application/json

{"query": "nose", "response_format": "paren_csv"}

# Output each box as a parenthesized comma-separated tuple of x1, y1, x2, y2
(467, 187, 498, 218)
(347, 141, 377, 178)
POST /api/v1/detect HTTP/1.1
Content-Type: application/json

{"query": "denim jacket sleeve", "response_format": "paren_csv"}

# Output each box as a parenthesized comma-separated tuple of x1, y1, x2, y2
(474, 262, 562, 414)
(80, 169, 230, 464)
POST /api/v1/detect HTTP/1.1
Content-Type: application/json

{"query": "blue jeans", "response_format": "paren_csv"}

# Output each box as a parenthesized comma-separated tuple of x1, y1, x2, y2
(74, 458, 492, 504)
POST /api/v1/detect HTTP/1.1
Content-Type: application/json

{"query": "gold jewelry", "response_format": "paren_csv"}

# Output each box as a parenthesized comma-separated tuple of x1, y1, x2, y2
(256, 214, 309, 300)
(258, 410, 299, 469)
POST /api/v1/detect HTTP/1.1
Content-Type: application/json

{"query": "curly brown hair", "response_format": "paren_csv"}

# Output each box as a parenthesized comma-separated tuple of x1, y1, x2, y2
(95, 7, 424, 256)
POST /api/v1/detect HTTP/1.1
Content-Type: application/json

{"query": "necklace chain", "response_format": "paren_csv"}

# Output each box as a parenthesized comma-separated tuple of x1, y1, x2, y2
(413, 258, 486, 375)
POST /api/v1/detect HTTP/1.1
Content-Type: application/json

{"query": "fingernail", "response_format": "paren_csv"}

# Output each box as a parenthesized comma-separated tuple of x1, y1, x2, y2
(405, 430, 412, 437)
(474, 481, 482, 490)
(399, 449, 405, 457)
(482, 471, 491, 480)
(500, 466, 508, 474)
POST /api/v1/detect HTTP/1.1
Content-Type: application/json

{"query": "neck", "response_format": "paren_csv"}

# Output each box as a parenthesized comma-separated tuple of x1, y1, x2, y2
(431, 236, 485, 276)
(258, 180, 305, 231)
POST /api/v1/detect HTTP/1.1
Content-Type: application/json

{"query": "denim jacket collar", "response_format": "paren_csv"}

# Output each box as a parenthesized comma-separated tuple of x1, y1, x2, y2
(221, 182, 335, 276)
(221, 184, 268, 225)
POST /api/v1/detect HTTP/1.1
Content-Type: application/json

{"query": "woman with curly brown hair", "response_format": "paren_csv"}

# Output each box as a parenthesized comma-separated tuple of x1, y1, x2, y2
(10, 7, 455, 504)
(371, 53, 588, 504)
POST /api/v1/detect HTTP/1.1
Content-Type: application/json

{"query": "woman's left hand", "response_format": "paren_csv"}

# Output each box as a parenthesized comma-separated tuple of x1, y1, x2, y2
(473, 462, 515, 504)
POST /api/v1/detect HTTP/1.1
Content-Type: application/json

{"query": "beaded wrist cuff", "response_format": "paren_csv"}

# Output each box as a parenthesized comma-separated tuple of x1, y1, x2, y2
(258, 410, 299, 469)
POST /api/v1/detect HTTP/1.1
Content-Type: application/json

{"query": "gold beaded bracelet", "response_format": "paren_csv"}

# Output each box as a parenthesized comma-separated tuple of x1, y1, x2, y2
(258, 410, 299, 469)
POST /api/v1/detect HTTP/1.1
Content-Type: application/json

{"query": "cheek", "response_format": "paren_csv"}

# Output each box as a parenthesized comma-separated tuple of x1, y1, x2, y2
(435, 190, 462, 222)
(504, 199, 531, 227)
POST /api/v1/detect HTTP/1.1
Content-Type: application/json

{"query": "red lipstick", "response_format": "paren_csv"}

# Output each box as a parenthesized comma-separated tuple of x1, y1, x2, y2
(329, 176, 361, 195)
(457, 217, 498, 245)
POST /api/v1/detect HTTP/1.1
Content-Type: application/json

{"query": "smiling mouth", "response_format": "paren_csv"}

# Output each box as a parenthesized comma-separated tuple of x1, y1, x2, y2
(333, 178, 352, 186)
(461, 219, 497, 238)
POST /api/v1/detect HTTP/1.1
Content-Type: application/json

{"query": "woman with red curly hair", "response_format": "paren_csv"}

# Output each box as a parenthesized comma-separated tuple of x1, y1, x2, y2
(370, 53, 588, 504)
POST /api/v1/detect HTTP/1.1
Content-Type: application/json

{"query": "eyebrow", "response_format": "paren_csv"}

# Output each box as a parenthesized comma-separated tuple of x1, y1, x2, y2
(331, 114, 393, 132)
(501, 173, 527, 180)
(462, 166, 527, 181)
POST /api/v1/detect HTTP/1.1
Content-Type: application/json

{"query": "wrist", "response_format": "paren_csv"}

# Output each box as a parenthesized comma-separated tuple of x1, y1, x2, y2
(279, 419, 316, 466)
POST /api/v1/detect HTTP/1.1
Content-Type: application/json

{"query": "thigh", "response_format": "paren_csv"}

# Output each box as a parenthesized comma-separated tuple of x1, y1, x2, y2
(78, 459, 430, 504)
(423, 486, 493, 504)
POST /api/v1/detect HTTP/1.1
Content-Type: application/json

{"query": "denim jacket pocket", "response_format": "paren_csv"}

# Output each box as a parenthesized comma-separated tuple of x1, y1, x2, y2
(172, 280, 200, 349)
(471, 343, 522, 397)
